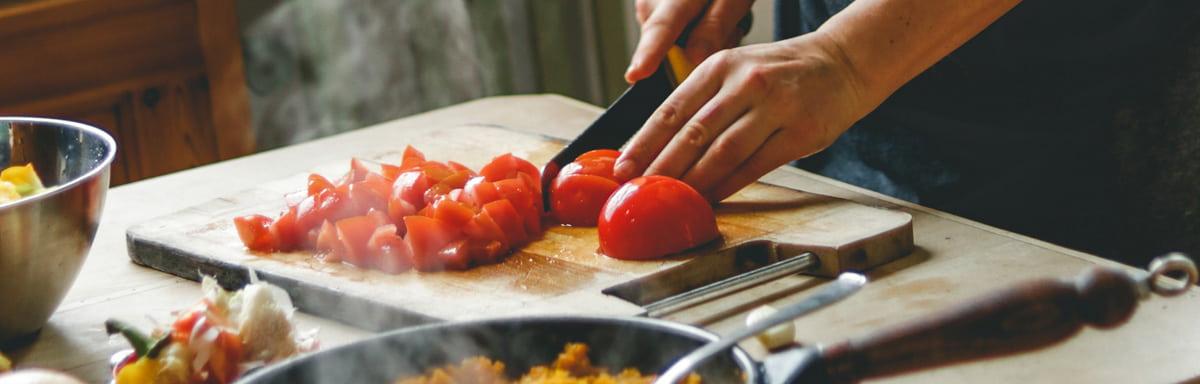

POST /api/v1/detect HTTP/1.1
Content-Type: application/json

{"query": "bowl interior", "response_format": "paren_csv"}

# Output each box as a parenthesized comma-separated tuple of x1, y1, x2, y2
(239, 316, 756, 383)
(0, 118, 116, 201)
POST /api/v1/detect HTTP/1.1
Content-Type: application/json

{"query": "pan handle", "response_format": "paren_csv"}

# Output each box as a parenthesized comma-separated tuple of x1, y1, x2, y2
(799, 265, 1156, 383)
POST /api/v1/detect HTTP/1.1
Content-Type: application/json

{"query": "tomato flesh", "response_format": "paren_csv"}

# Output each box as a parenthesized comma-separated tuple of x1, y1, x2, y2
(234, 214, 275, 252)
(598, 176, 720, 260)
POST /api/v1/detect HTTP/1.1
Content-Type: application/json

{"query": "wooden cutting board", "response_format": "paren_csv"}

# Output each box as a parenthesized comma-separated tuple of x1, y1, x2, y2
(126, 124, 912, 331)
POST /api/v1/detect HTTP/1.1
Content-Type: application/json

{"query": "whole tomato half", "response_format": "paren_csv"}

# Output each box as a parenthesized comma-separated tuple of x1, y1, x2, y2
(551, 149, 624, 226)
(598, 175, 720, 260)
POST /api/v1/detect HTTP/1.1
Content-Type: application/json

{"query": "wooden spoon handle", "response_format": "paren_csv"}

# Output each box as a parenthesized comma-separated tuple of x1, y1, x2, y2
(818, 266, 1141, 383)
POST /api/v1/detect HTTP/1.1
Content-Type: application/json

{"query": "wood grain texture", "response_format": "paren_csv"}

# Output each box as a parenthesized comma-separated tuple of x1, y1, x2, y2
(126, 124, 912, 331)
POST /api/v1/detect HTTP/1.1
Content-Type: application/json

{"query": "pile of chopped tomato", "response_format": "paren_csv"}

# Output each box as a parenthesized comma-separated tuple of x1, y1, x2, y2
(233, 146, 543, 272)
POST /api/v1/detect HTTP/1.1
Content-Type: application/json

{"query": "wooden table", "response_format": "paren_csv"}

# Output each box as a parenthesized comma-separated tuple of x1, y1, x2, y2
(6, 95, 1198, 383)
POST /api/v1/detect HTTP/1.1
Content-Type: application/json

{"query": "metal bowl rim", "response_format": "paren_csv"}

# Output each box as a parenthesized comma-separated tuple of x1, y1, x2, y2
(239, 314, 761, 383)
(0, 116, 117, 210)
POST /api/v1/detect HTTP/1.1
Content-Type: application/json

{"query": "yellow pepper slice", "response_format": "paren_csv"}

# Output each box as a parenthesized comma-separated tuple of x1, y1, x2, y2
(115, 357, 160, 384)
(0, 163, 44, 197)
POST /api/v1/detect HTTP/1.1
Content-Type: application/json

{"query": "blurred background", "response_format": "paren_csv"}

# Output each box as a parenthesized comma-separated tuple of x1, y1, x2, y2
(0, 0, 1195, 262)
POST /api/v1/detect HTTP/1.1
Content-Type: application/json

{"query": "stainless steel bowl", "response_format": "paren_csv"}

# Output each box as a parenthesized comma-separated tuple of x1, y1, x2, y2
(0, 117, 115, 344)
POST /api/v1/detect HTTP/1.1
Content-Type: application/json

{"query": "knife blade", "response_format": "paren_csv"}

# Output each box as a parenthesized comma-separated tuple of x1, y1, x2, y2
(539, 66, 675, 210)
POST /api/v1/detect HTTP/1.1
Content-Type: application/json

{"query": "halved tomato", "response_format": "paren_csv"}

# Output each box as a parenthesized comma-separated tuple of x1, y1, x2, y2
(234, 214, 275, 252)
(598, 176, 720, 260)
(574, 149, 621, 162)
(551, 174, 620, 227)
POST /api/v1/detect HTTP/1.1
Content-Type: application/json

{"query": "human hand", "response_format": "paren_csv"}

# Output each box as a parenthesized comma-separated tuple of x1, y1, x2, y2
(625, 0, 754, 84)
(614, 33, 875, 201)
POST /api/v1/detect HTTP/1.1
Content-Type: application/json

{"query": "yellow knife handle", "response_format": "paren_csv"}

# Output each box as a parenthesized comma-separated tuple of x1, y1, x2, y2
(664, 46, 695, 86)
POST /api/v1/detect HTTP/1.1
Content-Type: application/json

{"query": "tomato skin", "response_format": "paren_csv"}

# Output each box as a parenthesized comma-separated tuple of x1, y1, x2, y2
(392, 170, 432, 208)
(269, 207, 301, 251)
(551, 174, 620, 227)
(335, 215, 380, 268)
(598, 176, 720, 260)
(403, 215, 459, 271)
(431, 197, 474, 227)
(482, 199, 527, 246)
(368, 225, 412, 274)
(234, 214, 275, 252)
(575, 149, 621, 162)
(480, 153, 540, 182)
(308, 174, 335, 196)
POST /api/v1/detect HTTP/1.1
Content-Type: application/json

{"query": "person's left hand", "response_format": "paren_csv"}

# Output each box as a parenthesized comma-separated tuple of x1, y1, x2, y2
(613, 33, 876, 202)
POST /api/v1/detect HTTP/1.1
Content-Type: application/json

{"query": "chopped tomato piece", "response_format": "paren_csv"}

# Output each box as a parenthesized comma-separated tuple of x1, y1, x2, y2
(463, 210, 509, 249)
(437, 240, 472, 270)
(335, 215, 380, 268)
(404, 216, 458, 271)
(234, 214, 275, 252)
(349, 178, 389, 214)
(495, 178, 542, 234)
(432, 198, 474, 227)
(446, 161, 475, 175)
(269, 207, 301, 251)
(307, 174, 335, 196)
(380, 163, 402, 181)
(463, 177, 502, 207)
(467, 239, 507, 265)
(482, 199, 527, 246)
(392, 170, 431, 208)
(368, 225, 413, 274)
(421, 161, 454, 183)
(480, 153, 540, 182)
(315, 221, 343, 262)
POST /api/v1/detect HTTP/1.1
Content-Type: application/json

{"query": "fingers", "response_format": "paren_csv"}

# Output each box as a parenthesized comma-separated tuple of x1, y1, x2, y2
(705, 130, 796, 202)
(643, 88, 750, 178)
(625, 1, 706, 83)
(680, 107, 779, 193)
(615, 62, 724, 181)
(683, 0, 754, 64)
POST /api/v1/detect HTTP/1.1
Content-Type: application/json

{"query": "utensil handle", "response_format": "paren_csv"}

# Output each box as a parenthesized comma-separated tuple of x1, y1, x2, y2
(817, 266, 1140, 383)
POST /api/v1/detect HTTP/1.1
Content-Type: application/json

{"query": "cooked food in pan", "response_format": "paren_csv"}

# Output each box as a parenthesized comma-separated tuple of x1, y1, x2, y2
(395, 343, 700, 384)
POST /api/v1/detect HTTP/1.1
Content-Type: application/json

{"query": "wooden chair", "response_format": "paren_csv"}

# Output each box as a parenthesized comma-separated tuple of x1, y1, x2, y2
(0, 0, 254, 185)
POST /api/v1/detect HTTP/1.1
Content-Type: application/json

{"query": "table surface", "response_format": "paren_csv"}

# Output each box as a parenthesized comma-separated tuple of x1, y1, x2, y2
(5, 95, 1198, 383)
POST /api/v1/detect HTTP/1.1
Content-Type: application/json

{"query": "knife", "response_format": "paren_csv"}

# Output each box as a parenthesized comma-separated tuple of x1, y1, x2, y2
(540, 13, 753, 210)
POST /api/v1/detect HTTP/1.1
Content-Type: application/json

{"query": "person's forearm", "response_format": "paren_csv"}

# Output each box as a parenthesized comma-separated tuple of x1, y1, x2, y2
(812, 0, 1021, 107)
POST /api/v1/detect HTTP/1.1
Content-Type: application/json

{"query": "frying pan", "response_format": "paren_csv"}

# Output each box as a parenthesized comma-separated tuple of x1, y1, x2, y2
(237, 254, 1196, 384)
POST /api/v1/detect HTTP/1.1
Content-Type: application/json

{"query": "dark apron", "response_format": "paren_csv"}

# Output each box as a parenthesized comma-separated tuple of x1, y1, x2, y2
(776, 0, 1199, 257)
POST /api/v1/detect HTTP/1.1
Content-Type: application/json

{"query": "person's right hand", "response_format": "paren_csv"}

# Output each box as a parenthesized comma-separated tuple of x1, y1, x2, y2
(625, 0, 754, 84)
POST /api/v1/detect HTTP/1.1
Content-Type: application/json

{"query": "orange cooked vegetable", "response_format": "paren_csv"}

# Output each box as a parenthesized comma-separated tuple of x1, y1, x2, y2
(395, 343, 701, 384)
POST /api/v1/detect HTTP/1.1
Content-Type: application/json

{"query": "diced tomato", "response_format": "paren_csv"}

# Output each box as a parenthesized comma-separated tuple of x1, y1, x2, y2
(482, 199, 527, 246)
(437, 240, 472, 270)
(380, 163, 402, 181)
(495, 178, 541, 234)
(439, 171, 473, 191)
(432, 198, 474, 227)
(315, 220, 343, 262)
(468, 239, 507, 264)
(446, 161, 475, 175)
(575, 149, 621, 162)
(598, 176, 720, 260)
(463, 210, 509, 249)
(403, 216, 459, 271)
(269, 207, 301, 251)
(421, 161, 454, 183)
(335, 215, 379, 268)
(463, 177, 502, 207)
(207, 330, 243, 384)
(234, 214, 275, 252)
(392, 170, 431, 208)
(423, 182, 453, 205)
(402, 145, 426, 165)
(170, 305, 206, 344)
(387, 194, 418, 231)
(368, 225, 413, 274)
(349, 178, 389, 214)
(480, 153, 540, 182)
(551, 174, 620, 227)
(307, 174, 335, 196)
(346, 158, 373, 185)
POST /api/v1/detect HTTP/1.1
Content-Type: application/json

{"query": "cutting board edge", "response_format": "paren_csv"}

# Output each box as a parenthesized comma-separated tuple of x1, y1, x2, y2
(125, 231, 442, 332)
